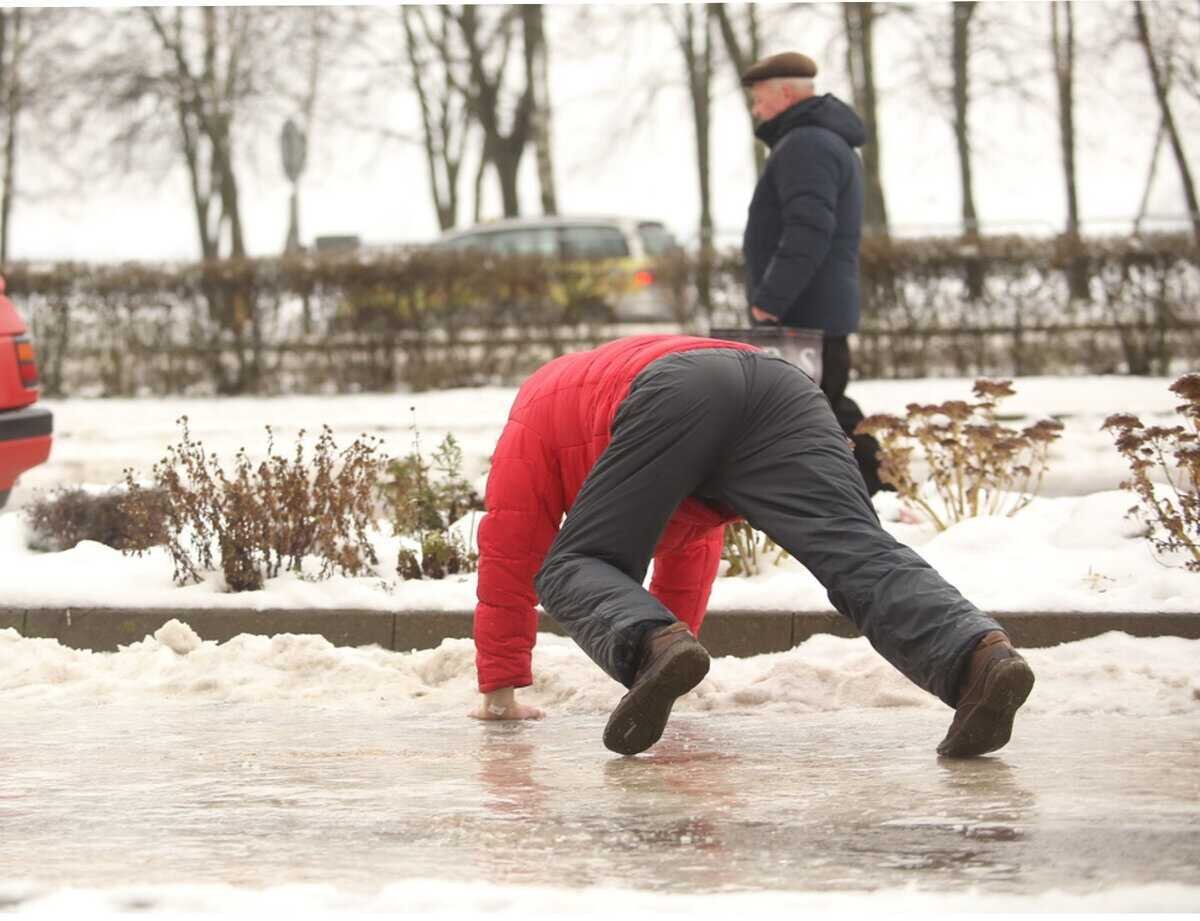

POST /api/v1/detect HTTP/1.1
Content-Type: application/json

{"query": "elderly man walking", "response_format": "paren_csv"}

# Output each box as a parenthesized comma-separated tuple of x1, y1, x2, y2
(469, 335, 1035, 761)
(740, 52, 885, 492)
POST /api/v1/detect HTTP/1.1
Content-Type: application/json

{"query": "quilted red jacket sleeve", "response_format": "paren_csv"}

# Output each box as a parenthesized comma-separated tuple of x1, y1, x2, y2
(649, 520, 726, 636)
(473, 418, 564, 693)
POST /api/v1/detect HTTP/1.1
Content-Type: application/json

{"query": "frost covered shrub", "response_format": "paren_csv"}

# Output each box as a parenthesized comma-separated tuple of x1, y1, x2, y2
(382, 426, 482, 579)
(856, 380, 1063, 531)
(1104, 373, 1200, 571)
(24, 486, 169, 553)
(722, 521, 788, 578)
(122, 418, 385, 591)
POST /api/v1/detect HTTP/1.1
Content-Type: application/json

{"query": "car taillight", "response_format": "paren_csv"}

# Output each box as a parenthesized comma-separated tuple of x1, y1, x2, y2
(14, 334, 39, 388)
(632, 269, 655, 288)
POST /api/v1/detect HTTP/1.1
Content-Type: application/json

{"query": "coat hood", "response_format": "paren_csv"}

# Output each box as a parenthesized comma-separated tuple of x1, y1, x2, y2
(755, 93, 866, 150)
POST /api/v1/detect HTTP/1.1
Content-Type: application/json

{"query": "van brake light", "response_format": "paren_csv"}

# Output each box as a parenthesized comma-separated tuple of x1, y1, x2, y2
(632, 269, 654, 288)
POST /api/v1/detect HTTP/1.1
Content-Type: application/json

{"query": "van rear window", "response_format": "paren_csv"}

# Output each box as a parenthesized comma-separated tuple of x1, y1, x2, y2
(637, 222, 677, 256)
(560, 226, 629, 259)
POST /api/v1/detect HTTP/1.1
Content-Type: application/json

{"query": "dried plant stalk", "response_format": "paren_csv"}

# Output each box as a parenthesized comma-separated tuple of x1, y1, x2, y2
(1103, 373, 1200, 571)
(856, 380, 1063, 531)
(382, 416, 483, 579)
(722, 520, 789, 578)
(122, 417, 385, 591)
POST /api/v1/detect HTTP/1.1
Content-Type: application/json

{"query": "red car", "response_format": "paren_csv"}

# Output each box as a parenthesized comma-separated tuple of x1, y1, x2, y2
(0, 275, 51, 510)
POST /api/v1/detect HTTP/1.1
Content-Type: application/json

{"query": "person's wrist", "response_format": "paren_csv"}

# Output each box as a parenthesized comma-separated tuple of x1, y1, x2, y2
(483, 687, 515, 717)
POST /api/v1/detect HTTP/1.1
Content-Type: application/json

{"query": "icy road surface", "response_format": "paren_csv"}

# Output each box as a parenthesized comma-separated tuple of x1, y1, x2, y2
(2, 703, 1198, 907)
(1, 626, 1197, 912)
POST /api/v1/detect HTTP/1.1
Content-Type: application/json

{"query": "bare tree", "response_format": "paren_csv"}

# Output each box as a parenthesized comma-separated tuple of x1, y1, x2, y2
(82, 8, 308, 391)
(713, 3, 764, 175)
(897, 1, 1039, 244)
(951, 1, 980, 241)
(842, 2, 889, 236)
(1171, 0, 1200, 107)
(451, 4, 552, 219)
(136, 7, 256, 260)
(0, 8, 26, 264)
(663, 5, 715, 312)
(1133, 0, 1200, 244)
(1133, 116, 1166, 236)
(403, 7, 471, 231)
(1049, 1, 1079, 240)
(0, 9, 79, 263)
(522, 5, 557, 216)
(90, 8, 329, 261)
(1049, 0, 1090, 299)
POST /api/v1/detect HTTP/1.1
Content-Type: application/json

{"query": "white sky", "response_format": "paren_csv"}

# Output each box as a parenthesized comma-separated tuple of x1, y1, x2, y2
(13, 1, 1196, 262)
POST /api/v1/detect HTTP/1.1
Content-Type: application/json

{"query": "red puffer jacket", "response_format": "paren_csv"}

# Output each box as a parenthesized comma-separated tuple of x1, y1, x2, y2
(474, 334, 758, 692)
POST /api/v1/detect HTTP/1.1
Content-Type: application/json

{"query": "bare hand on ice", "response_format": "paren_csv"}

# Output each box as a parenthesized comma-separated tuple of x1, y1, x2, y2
(469, 688, 545, 721)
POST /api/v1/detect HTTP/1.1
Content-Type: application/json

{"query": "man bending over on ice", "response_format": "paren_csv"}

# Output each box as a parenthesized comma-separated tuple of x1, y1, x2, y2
(469, 335, 1034, 758)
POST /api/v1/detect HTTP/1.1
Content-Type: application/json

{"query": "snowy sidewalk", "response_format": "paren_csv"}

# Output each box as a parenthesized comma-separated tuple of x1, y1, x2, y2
(1, 626, 1197, 913)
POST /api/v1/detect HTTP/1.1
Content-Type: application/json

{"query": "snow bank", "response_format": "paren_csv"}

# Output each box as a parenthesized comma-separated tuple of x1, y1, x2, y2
(2, 624, 1196, 718)
(5, 375, 1196, 615)
(2, 487, 1197, 614)
(24, 375, 1181, 503)
(1, 878, 1196, 915)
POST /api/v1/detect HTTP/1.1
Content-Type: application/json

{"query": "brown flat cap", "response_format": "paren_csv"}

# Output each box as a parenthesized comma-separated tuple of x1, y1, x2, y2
(741, 52, 818, 87)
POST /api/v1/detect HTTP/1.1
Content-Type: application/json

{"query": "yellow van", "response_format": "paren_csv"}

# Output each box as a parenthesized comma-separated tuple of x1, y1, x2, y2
(437, 216, 680, 321)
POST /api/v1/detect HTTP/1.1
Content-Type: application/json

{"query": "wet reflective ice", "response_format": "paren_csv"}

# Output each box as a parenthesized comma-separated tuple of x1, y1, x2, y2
(2, 702, 1197, 898)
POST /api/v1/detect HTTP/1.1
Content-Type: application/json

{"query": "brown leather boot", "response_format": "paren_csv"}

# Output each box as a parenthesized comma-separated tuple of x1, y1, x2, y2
(937, 631, 1035, 758)
(603, 622, 710, 756)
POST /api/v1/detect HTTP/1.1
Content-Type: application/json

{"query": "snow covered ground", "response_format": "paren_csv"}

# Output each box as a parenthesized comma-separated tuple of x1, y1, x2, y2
(4, 620, 1196, 718)
(2, 624, 1199, 914)
(18, 374, 1183, 501)
(1, 374, 1195, 613)
(3, 373, 1198, 916)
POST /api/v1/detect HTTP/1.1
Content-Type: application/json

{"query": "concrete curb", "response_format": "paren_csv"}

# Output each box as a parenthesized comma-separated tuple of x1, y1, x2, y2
(2, 607, 1197, 655)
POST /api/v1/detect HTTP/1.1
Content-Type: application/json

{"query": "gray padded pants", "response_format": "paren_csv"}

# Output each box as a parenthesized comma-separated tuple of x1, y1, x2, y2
(533, 349, 1000, 707)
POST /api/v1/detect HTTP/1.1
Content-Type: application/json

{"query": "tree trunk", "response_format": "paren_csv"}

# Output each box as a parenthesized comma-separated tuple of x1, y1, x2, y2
(678, 6, 714, 315)
(404, 7, 458, 230)
(713, 3, 764, 176)
(146, 7, 248, 261)
(0, 9, 25, 266)
(951, 1, 983, 300)
(843, 2, 889, 236)
(212, 11, 245, 259)
(456, 6, 533, 219)
(1050, 1, 1079, 238)
(951, 1, 979, 240)
(1133, 116, 1165, 236)
(1133, 0, 1200, 245)
(473, 148, 485, 224)
(522, 5, 557, 216)
(176, 94, 216, 260)
(493, 145, 523, 217)
(1050, 0, 1087, 299)
(0, 10, 14, 264)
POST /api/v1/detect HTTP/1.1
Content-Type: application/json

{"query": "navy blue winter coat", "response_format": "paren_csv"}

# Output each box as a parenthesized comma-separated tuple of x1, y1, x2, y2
(743, 94, 866, 335)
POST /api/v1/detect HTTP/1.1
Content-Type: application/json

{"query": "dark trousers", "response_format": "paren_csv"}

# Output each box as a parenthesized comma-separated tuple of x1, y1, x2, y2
(820, 335, 851, 406)
(534, 349, 998, 707)
(820, 335, 887, 495)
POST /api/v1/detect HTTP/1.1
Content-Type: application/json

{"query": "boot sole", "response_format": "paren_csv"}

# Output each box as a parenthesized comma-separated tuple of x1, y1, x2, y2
(603, 641, 710, 756)
(937, 657, 1035, 758)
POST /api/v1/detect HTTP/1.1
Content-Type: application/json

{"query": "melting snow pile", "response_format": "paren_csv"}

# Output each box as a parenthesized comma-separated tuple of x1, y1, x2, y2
(2, 621, 1196, 718)
(1, 879, 1198, 915)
